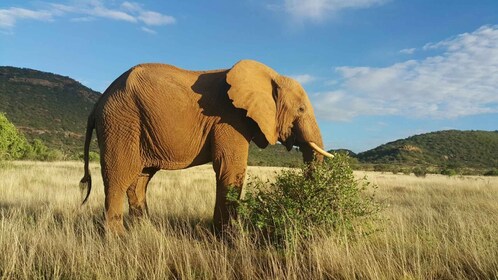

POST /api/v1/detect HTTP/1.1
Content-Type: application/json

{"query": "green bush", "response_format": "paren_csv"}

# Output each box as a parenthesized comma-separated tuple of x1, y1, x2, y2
(46, 150, 64, 161)
(233, 153, 381, 248)
(413, 166, 427, 177)
(390, 165, 407, 175)
(372, 164, 407, 175)
(25, 139, 47, 159)
(0, 113, 63, 161)
(0, 113, 29, 160)
(483, 169, 498, 176)
(441, 168, 458, 177)
(23, 139, 64, 161)
(71, 151, 100, 162)
(373, 164, 391, 172)
(77, 151, 100, 162)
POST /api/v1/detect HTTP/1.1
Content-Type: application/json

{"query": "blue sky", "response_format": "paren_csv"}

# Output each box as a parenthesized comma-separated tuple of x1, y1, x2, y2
(1, 0, 498, 152)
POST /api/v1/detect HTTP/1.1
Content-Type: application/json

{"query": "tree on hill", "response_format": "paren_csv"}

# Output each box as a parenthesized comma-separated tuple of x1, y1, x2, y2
(0, 113, 62, 161)
(0, 113, 29, 160)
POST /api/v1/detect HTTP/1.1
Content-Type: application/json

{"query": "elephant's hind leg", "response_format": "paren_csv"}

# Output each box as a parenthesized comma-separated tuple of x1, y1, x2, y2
(127, 168, 157, 218)
(104, 182, 129, 235)
(102, 161, 142, 235)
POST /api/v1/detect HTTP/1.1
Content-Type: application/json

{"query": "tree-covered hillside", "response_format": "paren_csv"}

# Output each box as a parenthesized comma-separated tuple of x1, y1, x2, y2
(357, 130, 498, 169)
(249, 143, 302, 167)
(0, 66, 100, 153)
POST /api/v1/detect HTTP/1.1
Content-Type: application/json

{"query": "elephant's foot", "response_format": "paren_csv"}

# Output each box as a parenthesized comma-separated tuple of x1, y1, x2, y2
(129, 202, 148, 218)
(105, 214, 126, 236)
(213, 196, 240, 236)
(104, 188, 127, 236)
(213, 215, 228, 236)
(213, 214, 242, 243)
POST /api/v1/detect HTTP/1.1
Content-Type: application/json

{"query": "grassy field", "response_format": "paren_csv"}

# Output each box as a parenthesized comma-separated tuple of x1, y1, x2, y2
(0, 161, 497, 279)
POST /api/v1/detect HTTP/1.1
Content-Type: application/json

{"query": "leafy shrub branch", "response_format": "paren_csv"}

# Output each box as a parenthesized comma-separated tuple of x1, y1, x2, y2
(231, 153, 382, 247)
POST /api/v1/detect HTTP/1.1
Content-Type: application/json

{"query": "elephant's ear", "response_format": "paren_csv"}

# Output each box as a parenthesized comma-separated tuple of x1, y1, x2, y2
(226, 60, 278, 145)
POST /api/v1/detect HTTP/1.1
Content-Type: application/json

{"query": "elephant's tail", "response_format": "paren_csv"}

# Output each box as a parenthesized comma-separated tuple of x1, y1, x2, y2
(80, 109, 95, 205)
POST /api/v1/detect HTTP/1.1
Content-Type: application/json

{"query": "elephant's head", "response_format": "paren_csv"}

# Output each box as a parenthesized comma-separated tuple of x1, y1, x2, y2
(226, 60, 332, 163)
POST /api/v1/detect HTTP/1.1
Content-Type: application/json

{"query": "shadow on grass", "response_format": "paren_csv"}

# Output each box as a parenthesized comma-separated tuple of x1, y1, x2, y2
(125, 212, 218, 241)
(0, 200, 106, 237)
(0, 200, 222, 242)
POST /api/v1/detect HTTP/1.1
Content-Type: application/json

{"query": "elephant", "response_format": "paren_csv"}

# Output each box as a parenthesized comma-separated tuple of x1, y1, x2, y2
(79, 59, 332, 234)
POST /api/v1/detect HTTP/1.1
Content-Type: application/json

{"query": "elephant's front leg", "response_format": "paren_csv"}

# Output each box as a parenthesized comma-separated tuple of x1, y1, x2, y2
(210, 121, 251, 234)
(212, 159, 247, 234)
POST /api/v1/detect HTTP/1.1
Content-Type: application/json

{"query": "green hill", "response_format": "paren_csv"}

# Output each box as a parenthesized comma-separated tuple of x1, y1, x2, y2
(249, 143, 302, 167)
(357, 130, 498, 169)
(0, 66, 99, 153)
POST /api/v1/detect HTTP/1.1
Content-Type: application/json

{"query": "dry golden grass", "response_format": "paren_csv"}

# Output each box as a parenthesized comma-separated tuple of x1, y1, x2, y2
(0, 161, 497, 279)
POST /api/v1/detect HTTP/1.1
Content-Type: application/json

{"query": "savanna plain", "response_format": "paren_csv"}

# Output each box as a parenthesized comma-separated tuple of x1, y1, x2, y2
(0, 161, 497, 279)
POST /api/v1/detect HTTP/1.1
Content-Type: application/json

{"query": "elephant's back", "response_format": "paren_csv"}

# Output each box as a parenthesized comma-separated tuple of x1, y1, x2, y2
(119, 64, 223, 166)
(127, 63, 196, 93)
(95, 63, 203, 135)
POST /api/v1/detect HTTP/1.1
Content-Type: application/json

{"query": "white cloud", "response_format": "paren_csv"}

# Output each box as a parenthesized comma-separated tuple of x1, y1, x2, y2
(89, 4, 137, 23)
(399, 48, 415, 55)
(121, 2, 142, 13)
(315, 25, 498, 121)
(1, 1, 175, 31)
(277, 0, 388, 22)
(0, 7, 53, 29)
(141, 26, 157, 35)
(138, 11, 175, 26)
(121, 2, 176, 25)
(70, 16, 95, 22)
(291, 74, 317, 85)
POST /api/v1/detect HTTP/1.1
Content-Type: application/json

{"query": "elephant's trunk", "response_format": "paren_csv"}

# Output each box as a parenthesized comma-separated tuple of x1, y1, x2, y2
(294, 115, 330, 163)
(300, 143, 319, 163)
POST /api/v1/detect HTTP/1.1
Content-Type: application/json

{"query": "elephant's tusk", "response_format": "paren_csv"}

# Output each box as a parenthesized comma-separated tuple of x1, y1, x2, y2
(308, 142, 334, 158)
